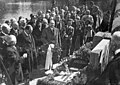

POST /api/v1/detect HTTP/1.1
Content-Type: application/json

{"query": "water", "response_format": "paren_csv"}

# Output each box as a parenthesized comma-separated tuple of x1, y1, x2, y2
(0, 0, 110, 24)
(0, 0, 52, 23)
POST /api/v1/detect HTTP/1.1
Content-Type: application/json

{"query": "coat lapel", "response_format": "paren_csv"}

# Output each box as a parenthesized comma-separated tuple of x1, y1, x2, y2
(22, 31, 31, 43)
(48, 27, 54, 36)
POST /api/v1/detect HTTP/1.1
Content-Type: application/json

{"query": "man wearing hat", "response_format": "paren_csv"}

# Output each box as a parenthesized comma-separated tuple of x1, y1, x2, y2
(108, 48, 120, 85)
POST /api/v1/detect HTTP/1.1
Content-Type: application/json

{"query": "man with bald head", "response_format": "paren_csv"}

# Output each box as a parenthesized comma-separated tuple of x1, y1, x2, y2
(41, 20, 61, 70)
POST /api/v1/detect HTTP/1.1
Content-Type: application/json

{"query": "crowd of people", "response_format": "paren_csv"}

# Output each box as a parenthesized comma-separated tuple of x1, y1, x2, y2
(0, 1, 115, 85)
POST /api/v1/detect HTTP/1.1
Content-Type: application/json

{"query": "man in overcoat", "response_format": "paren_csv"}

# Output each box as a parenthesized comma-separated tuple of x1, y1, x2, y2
(2, 35, 23, 85)
(17, 25, 37, 77)
(41, 20, 61, 70)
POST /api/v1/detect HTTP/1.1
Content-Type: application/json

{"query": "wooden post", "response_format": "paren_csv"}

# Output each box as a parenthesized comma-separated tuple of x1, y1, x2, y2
(109, 0, 117, 32)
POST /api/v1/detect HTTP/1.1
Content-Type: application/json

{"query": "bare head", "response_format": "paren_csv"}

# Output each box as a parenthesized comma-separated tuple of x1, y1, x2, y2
(49, 20, 55, 28)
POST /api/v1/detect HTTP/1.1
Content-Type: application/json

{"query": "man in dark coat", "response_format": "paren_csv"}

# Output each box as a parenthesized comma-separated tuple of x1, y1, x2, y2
(41, 20, 61, 70)
(88, 31, 120, 85)
(108, 31, 120, 85)
(32, 18, 48, 48)
(41, 20, 61, 46)
(62, 19, 74, 57)
(2, 35, 23, 85)
(108, 49, 120, 85)
(55, 15, 65, 43)
(90, 49, 120, 85)
(28, 14, 37, 29)
(17, 25, 37, 77)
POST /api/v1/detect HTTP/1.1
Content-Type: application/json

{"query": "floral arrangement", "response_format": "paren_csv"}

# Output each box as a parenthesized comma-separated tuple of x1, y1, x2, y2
(73, 42, 93, 61)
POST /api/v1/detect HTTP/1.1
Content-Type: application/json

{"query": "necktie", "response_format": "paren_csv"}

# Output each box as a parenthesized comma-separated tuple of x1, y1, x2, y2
(51, 28, 54, 34)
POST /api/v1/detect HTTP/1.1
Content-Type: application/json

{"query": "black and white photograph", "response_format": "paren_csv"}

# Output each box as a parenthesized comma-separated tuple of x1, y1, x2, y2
(0, 0, 119, 85)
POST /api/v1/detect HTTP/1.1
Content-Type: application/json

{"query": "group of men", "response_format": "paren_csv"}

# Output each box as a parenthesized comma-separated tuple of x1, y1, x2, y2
(0, 1, 110, 85)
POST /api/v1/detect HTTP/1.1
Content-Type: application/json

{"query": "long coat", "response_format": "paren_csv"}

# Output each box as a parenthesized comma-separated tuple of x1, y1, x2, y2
(17, 31, 37, 73)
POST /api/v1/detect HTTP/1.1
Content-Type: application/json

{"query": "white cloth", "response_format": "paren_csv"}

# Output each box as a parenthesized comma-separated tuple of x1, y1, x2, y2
(87, 29, 93, 37)
(90, 39, 110, 70)
(45, 44, 55, 70)
(99, 42, 109, 72)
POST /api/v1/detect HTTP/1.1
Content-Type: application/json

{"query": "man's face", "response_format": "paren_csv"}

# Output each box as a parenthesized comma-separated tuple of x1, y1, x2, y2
(65, 6, 68, 11)
(26, 28, 33, 34)
(20, 20, 26, 28)
(67, 13, 71, 18)
(25, 26, 33, 34)
(50, 21, 55, 28)
(56, 16, 61, 22)
(76, 20, 80, 26)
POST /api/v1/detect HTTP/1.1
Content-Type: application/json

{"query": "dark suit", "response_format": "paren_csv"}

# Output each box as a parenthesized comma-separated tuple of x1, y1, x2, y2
(41, 27, 61, 46)
(55, 21, 65, 31)
(41, 27, 61, 64)
(62, 25, 74, 57)
(32, 24, 42, 47)
(17, 31, 37, 74)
